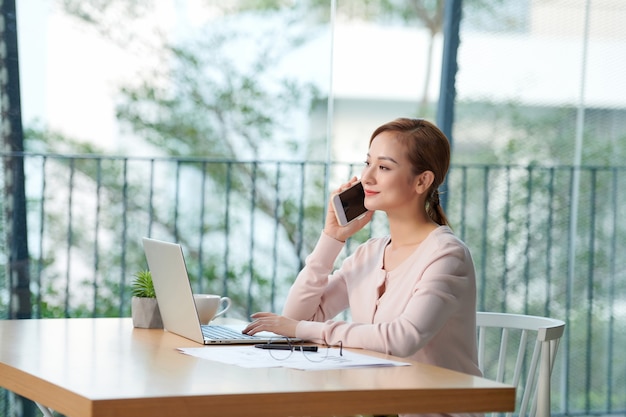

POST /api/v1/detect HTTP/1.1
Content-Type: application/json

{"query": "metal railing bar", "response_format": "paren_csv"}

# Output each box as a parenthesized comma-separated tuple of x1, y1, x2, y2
(270, 162, 282, 313)
(459, 165, 468, 241)
(522, 166, 533, 315)
(478, 166, 489, 312)
(545, 167, 555, 319)
(606, 168, 617, 412)
(147, 158, 156, 238)
(120, 158, 129, 317)
(502, 166, 511, 313)
(584, 168, 597, 413)
(92, 159, 102, 317)
(246, 161, 258, 318)
(64, 159, 75, 318)
(198, 161, 208, 294)
(223, 161, 233, 297)
(36, 156, 47, 318)
(296, 162, 306, 270)
(562, 166, 575, 415)
(174, 161, 182, 242)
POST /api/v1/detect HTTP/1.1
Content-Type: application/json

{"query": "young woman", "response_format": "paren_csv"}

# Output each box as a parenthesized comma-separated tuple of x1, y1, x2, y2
(244, 119, 481, 399)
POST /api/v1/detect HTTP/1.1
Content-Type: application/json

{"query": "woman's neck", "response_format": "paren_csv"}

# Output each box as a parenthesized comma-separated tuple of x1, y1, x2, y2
(387, 212, 439, 248)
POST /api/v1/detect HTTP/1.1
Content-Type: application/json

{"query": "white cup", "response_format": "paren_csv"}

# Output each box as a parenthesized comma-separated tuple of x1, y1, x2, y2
(193, 294, 231, 325)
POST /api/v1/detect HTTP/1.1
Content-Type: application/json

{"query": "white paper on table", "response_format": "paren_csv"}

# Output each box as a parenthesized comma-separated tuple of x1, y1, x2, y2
(177, 346, 410, 371)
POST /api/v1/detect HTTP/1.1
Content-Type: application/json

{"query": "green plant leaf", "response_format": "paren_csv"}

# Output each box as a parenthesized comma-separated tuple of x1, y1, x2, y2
(131, 270, 156, 298)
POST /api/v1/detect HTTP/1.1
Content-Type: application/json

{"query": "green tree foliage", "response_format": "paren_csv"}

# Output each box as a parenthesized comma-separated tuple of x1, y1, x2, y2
(21, 0, 334, 318)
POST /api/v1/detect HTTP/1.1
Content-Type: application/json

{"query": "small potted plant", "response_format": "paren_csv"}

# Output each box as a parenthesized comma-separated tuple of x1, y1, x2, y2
(131, 270, 163, 329)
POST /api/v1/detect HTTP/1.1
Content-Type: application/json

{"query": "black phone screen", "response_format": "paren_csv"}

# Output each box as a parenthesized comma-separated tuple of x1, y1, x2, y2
(339, 182, 367, 222)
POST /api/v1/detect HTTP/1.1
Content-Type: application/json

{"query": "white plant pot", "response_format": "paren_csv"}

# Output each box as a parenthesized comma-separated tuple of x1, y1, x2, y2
(131, 296, 163, 329)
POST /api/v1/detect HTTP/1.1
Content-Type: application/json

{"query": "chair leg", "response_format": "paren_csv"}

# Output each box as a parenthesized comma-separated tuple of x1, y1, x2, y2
(35, 402, 55, 417)
(536, 341, 552, 417)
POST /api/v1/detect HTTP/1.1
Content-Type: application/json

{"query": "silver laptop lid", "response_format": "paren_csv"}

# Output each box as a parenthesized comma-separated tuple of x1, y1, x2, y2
(142, 237, 295, 345)
(142, 237, 206, 344)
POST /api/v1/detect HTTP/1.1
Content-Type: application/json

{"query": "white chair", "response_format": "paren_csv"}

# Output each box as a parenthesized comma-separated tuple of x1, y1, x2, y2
(476, 312, 565, 417)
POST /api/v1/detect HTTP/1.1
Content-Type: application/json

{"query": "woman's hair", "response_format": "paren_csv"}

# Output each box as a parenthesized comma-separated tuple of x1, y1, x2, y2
(369, 118, 450, 226)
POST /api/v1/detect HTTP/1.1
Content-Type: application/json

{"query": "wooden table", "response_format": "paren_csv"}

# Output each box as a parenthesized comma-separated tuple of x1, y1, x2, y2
(0, 318, 515, 417)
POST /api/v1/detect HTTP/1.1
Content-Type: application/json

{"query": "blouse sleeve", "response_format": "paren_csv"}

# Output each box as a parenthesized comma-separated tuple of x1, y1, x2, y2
(282, 232, 350, 326)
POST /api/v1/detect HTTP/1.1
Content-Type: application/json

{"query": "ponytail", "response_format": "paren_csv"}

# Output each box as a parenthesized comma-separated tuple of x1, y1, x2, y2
(427, 189, 449, 227)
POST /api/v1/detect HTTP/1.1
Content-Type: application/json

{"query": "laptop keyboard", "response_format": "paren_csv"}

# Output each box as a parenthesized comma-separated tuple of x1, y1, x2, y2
(201, 325, 260, 340)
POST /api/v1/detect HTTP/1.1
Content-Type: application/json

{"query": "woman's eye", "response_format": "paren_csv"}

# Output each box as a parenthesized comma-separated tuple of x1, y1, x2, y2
(379, 165, 389, 171)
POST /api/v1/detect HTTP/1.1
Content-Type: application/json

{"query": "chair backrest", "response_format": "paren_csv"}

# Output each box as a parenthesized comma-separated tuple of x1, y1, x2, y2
(476, 312, 565, 417)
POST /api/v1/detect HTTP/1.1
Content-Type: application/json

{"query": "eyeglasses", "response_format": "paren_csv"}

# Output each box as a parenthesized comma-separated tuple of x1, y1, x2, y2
(256, 338, 343, 362)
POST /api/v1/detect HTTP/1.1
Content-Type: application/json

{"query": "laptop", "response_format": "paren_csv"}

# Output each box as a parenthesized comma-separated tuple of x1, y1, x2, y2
(142, 237, 287, 345)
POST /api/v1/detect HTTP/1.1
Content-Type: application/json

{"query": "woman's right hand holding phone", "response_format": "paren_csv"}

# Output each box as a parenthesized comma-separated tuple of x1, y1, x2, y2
(324, 177, 374, 242)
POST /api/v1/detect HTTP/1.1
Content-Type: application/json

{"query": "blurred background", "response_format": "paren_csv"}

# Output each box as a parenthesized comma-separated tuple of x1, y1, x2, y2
(1, 1, 625, 416)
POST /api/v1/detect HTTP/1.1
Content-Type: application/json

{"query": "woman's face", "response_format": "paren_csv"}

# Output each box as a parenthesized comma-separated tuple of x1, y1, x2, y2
(361, 131, 420, 214)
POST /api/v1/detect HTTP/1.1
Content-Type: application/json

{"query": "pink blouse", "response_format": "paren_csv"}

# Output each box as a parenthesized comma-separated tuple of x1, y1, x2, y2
(283, 226, 481, 378)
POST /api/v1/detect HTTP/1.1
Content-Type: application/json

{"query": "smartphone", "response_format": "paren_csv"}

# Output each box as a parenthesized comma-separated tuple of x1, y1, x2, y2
(332, 181, 368, 227)
(254, 344, 318, 352)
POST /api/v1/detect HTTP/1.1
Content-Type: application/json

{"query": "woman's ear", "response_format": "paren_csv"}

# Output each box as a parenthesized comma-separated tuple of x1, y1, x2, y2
(414, 171, 435, 195)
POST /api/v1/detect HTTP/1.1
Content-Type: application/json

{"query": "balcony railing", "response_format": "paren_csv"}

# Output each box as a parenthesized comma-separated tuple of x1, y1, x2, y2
(1, 152, 624, 417)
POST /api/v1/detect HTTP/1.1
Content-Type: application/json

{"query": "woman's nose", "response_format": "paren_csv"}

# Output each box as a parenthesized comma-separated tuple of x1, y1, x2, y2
(361, 166, 373, 184)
